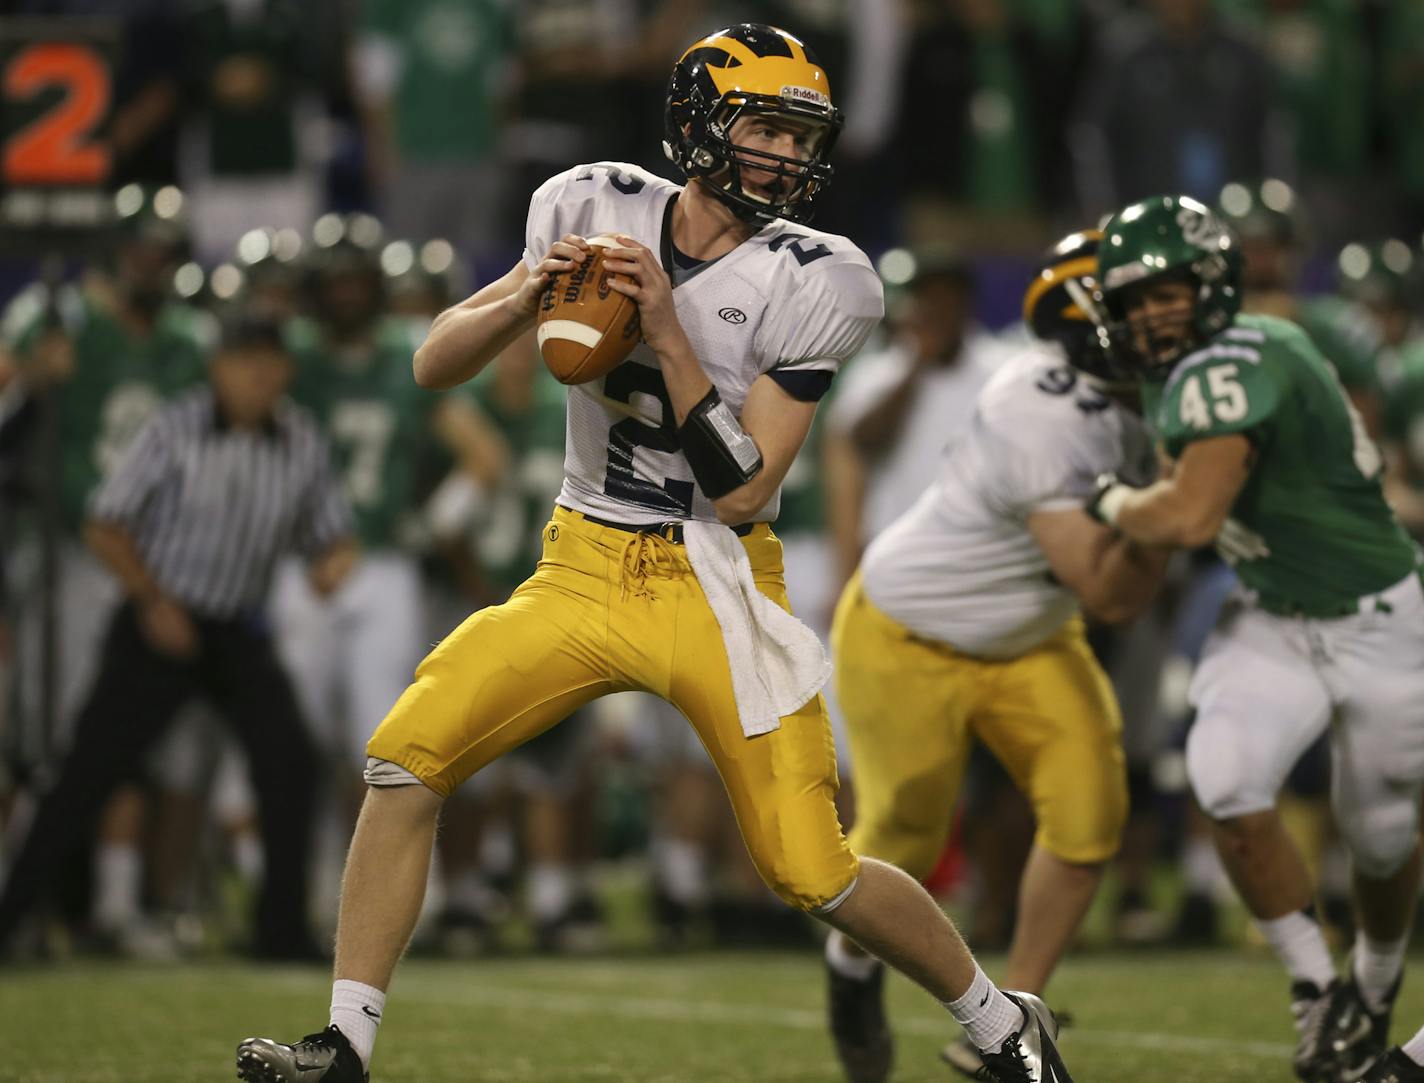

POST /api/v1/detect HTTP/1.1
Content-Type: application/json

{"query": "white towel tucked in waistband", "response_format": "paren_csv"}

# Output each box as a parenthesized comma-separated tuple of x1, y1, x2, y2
(682, 520, 832, 737)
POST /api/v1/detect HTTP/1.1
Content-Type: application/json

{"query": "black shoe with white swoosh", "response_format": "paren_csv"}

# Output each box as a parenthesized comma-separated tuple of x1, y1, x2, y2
(236, 1025, 368, 1083)
(975, 992, 1073, 1083)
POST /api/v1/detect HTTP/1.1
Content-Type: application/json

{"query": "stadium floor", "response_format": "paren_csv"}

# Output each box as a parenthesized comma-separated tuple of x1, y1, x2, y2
(4, 948, 1419, 1081)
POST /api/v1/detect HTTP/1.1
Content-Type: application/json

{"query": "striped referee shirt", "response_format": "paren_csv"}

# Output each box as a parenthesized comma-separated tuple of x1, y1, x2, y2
(89, 386, 352, 619)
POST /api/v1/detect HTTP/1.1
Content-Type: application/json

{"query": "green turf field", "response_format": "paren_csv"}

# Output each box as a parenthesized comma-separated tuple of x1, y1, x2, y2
(2, 947, 1418, 1082)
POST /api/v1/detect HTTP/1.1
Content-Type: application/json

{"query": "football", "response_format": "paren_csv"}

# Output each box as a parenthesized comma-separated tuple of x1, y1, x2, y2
(536, 234, 642, 385)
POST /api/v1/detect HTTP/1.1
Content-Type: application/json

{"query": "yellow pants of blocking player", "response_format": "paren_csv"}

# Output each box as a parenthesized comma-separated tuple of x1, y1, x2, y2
(368, 506, 857, 910)
(832, 574, 1127, 877)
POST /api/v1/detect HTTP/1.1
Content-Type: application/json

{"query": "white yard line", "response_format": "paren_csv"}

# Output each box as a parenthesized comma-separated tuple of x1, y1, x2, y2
(389, 981, 1294, 1061)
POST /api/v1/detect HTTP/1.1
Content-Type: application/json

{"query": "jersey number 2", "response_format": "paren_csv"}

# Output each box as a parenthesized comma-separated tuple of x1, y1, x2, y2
(603, 364, 694, 515)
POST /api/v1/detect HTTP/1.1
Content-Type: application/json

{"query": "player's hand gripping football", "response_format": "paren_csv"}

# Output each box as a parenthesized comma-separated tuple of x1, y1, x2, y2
(602, 235, 684, 355)
(513, 234, 592, 320)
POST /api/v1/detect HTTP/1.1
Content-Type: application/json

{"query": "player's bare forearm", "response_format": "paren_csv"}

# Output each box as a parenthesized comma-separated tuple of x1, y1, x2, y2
(416, 240, 587, 390)
(414, 291, 533, 390)
(1110, 481, 1219, 547)
(1102, 434, 1252, 548)
(1082, 535, 1171, 624)
(84, 519, 163, 604)
(1030, 506, 1167, 623)
(711, 376, 817, 524)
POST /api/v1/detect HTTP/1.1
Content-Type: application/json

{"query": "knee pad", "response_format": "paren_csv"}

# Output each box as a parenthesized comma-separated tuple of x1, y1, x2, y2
(1339, 800, 1419, 879)
(1187, 724, 1275, 819)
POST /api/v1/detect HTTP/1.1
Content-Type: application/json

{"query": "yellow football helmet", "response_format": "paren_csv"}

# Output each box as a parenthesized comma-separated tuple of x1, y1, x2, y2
(664, 23, 841, 224)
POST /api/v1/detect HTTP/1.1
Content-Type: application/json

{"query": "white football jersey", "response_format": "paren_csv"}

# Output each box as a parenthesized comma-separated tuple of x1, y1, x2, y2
(861, 344, 1156, 659)
(523, 162, 883, 524)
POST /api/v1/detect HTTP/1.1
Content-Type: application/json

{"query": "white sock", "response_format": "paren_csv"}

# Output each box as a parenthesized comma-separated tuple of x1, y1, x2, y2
(943, 964, 1024, 1054)
(330, 979, 385, 1070)
(1402, 1027, 1424, 1065)
(1257, 910, 1336, 991)
(93, 844, 142, 931)
(825, 929, 881, 981)
(527, 863, 573, 923)
(1354, 933, 1408, 1013)
(655, 838, 709, 906)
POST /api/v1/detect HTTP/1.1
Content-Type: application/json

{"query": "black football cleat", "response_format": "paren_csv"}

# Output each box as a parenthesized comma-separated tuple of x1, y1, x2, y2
(976, 992, 1072, 1083)
(1359, 1048, 1424, 1082)
(236, 1025, 368, 1083)
(943, 1007, 1072, 1079)
(1338, 962, 1402, 1082)
(1293, 980, 1352, 1083)
(827, 961, 893, 1083)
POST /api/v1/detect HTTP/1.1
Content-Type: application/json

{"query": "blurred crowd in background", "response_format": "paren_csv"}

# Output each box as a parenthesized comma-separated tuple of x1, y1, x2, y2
(3, 0, 1424, 963)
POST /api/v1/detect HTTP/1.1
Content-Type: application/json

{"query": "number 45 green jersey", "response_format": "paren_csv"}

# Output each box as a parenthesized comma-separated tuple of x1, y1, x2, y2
(1142, 313, 1418, 615)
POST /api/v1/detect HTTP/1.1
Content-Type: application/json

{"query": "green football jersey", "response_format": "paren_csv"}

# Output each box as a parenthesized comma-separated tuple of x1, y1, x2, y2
(466, 363, 567, 592)
(4, 285, 210, 531)
(1142, 313, 1417, 614)
(364, 0, 510, 163)
(285, 316, 432, 549)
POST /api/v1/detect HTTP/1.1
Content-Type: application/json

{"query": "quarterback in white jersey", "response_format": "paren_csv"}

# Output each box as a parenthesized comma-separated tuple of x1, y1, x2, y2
(525, 159, 879, 525)
(237, 24, 1074, 1083)
(824, 231, 1169, 1082)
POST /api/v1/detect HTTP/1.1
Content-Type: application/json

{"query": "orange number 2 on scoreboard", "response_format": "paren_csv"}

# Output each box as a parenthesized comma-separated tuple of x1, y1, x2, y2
(4, 43, 111, 185)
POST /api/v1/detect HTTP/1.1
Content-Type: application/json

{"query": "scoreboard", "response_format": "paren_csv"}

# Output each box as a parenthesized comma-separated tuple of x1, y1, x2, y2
(1, 17, 118, 244)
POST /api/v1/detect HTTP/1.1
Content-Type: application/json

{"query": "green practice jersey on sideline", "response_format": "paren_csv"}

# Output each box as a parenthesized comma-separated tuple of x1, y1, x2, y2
(3, 284, 211, 532)
(285, 316, 433, 550)
(466, 363, 567, 593)
(1141, 313, 1417, 615)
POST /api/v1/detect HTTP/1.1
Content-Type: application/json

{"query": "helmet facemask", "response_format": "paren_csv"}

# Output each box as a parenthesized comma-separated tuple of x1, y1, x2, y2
(669, 92, 839, 224)
(1059, 276, 1137, 393)
(1102, 256, 1233, 377)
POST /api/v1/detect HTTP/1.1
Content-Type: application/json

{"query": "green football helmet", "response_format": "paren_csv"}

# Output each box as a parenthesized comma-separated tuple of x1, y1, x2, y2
(1336, 239, 1416, 311)
(1215, 178, 1299, 248)
(1097, 194, 1243, 375)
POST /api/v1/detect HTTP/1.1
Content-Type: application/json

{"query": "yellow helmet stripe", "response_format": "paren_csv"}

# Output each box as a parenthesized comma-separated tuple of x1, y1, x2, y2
(1022, 255, 1097, 324)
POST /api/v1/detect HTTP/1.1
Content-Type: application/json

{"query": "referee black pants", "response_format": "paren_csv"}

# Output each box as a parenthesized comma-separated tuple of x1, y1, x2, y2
(0, 602, 318, 956)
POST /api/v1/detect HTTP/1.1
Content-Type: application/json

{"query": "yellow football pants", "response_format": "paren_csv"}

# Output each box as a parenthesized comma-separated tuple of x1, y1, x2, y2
(832, 573, 1127, 876)
(368, 506, 857, 911)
